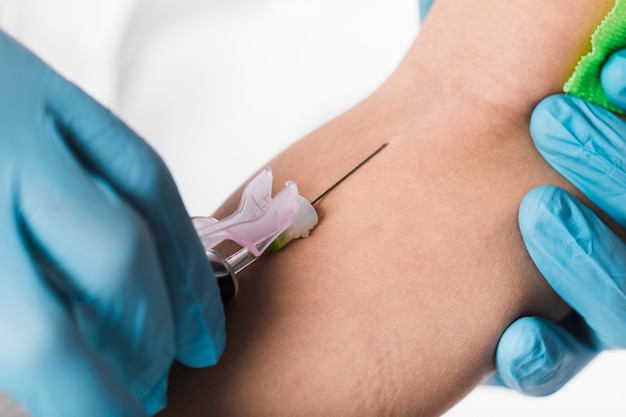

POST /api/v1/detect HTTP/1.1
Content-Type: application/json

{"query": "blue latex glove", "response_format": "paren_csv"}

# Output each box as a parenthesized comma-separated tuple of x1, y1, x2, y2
(494, 49, 626, 395)
(0, 30, 225, 416)
(418, 0, 436, 21)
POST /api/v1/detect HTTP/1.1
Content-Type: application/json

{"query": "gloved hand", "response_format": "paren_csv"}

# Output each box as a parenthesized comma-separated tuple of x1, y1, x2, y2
(0, 30, 225, 416)
(494, 49, 626, 395)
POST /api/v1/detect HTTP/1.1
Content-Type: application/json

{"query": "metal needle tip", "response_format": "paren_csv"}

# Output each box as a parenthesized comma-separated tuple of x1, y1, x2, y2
(310, 143, 388, 205)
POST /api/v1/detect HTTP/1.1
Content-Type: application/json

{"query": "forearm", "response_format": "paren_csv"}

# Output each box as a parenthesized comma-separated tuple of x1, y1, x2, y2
(160, 1, 616, 416)
(404, 0, 613, 117)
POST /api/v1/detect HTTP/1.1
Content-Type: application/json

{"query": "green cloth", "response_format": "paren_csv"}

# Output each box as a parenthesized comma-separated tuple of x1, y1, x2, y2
(564, 0, 626, 113)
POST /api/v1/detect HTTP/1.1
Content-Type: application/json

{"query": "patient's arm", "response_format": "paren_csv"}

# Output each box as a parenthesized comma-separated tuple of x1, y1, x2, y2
(159, 0, 616, 416)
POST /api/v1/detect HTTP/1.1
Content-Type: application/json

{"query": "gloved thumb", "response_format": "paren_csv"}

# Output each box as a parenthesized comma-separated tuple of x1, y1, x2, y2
(495, 317, 596, 396)
(601, 49, 626, 111)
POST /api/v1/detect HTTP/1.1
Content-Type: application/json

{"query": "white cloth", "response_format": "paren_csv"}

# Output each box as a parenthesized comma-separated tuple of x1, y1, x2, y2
(114, 0, 418, 215)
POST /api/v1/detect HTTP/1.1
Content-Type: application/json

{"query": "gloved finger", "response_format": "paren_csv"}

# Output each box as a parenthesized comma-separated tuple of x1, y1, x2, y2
(486, 312, 594, 389)
(519, 185, 626, 348)
(0, 218, 146, 417)
(530, 94, 626, 226)
(601, 49, 626, 111)
(18, 134, 175, 412)
(494, 316, 596, 396)
(44, 70, 225, 366)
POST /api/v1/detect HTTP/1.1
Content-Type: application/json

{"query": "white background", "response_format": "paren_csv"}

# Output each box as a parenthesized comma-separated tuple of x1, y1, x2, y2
(0, 0, 624, 415)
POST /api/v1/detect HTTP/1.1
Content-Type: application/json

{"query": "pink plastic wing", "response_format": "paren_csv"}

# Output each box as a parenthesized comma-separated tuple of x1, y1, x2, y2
(192, 167, 300, 256)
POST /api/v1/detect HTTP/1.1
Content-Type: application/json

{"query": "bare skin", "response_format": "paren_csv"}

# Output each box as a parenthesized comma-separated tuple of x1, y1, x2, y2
(159, 0, 615, 416)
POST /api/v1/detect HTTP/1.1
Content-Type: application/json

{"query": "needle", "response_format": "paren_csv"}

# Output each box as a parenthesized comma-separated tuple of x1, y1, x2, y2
(310, 143, 388, 205)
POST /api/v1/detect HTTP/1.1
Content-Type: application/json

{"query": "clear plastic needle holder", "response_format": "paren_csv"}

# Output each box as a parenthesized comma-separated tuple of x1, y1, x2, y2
(192, 167, 318, 300)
